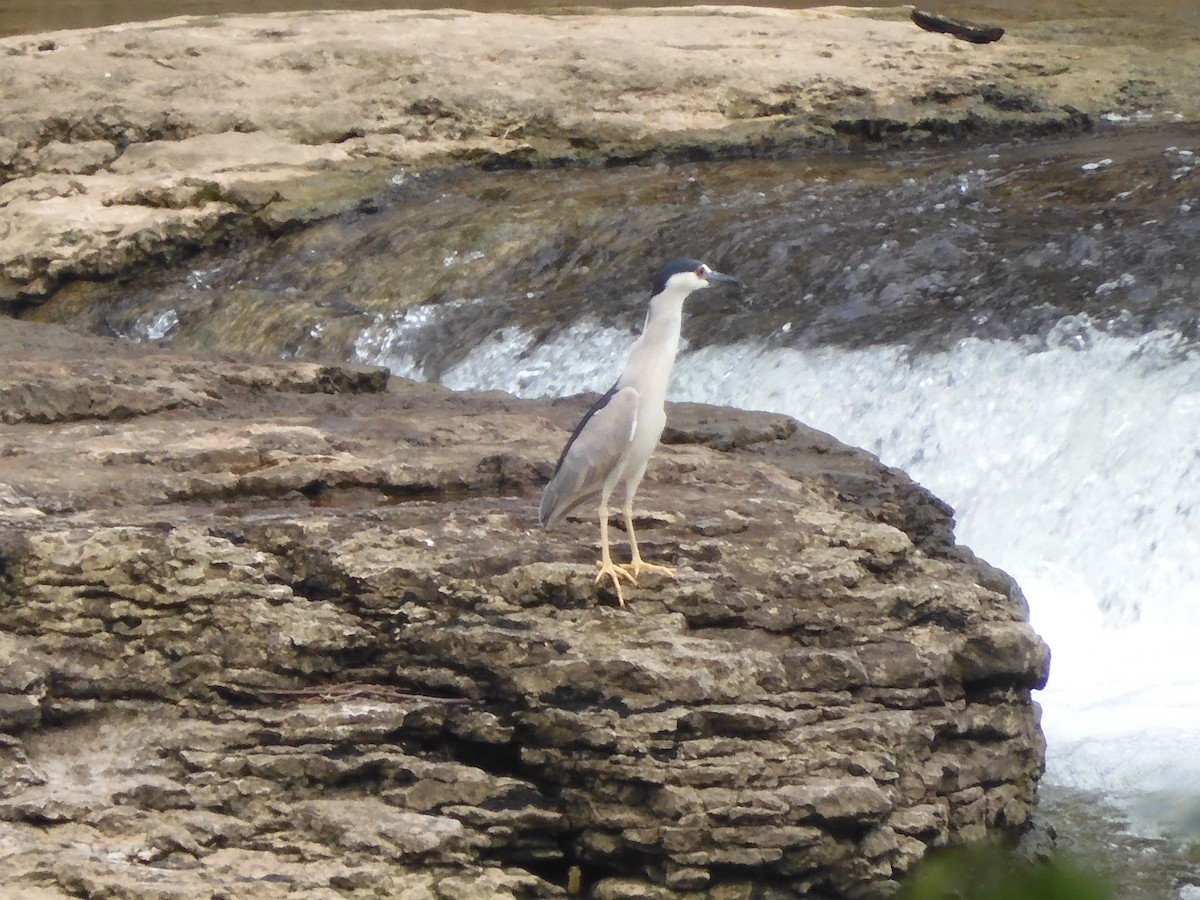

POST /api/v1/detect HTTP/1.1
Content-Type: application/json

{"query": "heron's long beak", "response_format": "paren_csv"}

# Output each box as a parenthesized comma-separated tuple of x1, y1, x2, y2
(706, 269, 744, 288)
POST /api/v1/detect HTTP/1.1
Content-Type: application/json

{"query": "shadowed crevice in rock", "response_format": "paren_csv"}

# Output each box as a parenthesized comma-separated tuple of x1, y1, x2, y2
(0, 322, 1048, 898)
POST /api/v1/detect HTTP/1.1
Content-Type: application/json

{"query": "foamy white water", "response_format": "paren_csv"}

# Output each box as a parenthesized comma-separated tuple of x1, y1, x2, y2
(352, 298, 487, 380)
(358, 311, 1200, 836)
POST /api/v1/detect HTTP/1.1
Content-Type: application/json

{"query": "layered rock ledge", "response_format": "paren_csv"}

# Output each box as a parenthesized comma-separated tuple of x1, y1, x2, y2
(0, 320, 1048, 898)
(3, 5, 1199, 304)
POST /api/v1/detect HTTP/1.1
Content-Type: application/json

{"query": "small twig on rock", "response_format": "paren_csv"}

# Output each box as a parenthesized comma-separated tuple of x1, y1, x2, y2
(911, 9, 1005, 44)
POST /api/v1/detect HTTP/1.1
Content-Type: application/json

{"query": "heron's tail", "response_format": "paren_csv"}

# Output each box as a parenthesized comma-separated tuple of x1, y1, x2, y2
(540, 473, 594, 529)
(539, 477, 563, 528)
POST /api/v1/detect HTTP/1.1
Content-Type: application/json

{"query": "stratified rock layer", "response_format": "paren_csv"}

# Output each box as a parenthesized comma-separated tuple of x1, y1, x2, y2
(0, 321, 1048, 898)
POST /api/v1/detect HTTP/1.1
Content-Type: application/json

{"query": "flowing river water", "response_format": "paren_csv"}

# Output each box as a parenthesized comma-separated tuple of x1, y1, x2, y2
(23, 124, 1200, 896)
(5, 0, 1198, 37)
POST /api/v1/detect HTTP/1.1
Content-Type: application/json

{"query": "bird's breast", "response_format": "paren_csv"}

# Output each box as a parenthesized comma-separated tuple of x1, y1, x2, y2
(620, 330, 679, 407)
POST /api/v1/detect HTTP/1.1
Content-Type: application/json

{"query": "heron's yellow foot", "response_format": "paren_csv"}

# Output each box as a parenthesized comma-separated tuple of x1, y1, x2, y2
(596, 558, 637, 606)
(621, 557, 677, 582)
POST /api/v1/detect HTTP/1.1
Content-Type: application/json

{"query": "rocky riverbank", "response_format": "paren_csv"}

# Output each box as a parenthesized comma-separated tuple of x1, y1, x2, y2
(3, 5, 1199, 306)
(0, 319, 1048, 898)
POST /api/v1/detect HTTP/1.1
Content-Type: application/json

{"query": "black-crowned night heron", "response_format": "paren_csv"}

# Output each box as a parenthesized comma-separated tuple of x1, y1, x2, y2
(539, 257, 743, 606)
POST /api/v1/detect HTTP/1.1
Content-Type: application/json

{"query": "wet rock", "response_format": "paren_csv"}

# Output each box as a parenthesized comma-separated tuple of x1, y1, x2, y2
(0, 322, 1049, 897)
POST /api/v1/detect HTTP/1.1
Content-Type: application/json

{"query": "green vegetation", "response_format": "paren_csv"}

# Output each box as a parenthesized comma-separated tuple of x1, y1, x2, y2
(898, 844, 1115, 900)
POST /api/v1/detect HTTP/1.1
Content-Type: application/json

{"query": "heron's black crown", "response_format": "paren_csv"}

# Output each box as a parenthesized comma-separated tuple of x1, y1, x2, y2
(652, 258, 706, 297)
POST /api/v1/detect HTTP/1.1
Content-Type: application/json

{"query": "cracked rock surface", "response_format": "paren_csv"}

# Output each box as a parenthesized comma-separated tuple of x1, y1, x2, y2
(0, 321, 1048, 898)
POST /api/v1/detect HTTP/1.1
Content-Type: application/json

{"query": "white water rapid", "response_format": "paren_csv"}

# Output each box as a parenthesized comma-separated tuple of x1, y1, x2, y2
(356, 311, 1200, 839)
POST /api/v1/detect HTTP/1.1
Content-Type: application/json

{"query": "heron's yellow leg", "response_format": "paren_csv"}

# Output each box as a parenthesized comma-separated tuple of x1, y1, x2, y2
(595, 500, 636, 606)
(619, 496, 676, 582)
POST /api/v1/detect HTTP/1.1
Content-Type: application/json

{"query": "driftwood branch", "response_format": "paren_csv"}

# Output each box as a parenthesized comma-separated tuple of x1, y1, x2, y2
(912, 9, 1005, 44)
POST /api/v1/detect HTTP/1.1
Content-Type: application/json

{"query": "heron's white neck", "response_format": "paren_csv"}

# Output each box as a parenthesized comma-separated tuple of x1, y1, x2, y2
(617, 287, 694, 396)
(643, 287, 689, 339)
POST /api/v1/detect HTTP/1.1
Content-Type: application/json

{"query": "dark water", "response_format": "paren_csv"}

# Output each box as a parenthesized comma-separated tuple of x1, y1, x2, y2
(0, 0, 900, 37)
(29, 124, 1200, 373)
(1035, 785, 1200, 900)
(7, 0, 1196, 38)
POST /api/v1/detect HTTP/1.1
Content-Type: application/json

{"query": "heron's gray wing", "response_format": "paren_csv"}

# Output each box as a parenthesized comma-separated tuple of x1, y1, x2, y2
(539, 385, 639, 528)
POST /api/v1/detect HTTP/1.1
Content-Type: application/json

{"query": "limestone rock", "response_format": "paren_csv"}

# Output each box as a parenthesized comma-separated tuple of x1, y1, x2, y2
(0, 322, 1049, 898)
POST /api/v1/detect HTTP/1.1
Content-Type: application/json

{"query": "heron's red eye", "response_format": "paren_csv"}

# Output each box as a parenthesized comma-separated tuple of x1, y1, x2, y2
(695, 265, 707, 278)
